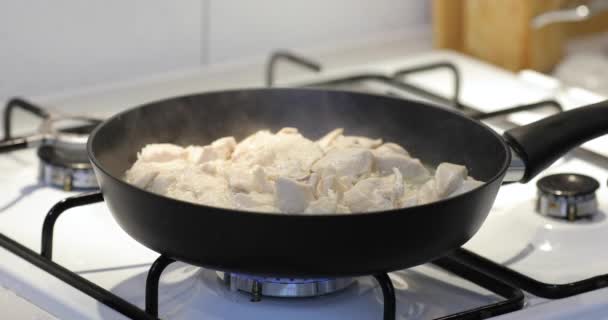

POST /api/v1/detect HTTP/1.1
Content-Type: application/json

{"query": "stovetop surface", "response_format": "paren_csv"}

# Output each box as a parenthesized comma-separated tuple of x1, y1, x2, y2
(0, 50, 607, 319)
(0, 149, 506, 319)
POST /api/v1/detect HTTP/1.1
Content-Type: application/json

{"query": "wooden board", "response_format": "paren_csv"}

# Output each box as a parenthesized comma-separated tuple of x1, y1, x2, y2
(432, 0, 607, 72)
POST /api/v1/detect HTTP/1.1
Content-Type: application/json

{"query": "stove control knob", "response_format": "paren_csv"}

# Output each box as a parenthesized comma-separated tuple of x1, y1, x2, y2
(536, 173, 599, 221)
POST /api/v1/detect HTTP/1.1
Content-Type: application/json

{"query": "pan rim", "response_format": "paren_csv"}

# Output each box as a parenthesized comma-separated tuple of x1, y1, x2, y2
(87, 87, 511, 218)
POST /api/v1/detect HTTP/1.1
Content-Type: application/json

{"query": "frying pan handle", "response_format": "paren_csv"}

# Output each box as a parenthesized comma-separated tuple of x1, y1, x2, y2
(503, 100, 608, 183)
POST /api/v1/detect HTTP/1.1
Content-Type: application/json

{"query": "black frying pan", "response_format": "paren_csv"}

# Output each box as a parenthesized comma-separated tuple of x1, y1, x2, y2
(87, 88, 608, 278)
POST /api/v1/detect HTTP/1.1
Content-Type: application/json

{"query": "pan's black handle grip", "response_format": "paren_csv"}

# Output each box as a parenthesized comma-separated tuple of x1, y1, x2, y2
(0, 137, 29, 153)
(503, 100, 608, 183)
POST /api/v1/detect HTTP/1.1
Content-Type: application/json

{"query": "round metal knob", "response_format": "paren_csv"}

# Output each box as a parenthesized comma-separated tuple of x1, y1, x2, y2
(536, 173, 599, 221)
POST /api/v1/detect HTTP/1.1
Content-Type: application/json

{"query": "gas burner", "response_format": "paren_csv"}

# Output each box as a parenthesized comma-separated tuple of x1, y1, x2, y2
(536, 173, 600, 221)
(38, 145, 97, 191)
(217, 272, 355, 301)
(1, 98, 101, 190)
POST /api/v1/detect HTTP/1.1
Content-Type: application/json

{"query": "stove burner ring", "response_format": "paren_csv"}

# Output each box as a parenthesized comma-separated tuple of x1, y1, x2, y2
(36, 119, 100, 191)
(38, 116, 101, 150)
(536, 173, 600, 221)
(38, 145, 97, 191)
(217, 272, 355, 301)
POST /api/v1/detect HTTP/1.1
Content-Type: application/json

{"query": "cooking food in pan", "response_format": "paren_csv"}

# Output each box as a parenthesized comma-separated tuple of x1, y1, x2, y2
(125, 128, 483, 213)
(88, 88, 608, 277)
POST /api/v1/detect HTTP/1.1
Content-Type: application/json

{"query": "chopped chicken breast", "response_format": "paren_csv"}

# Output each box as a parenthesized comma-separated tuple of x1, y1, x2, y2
(305, 194, 339, 214)
(232, 129, 323, 179)
(330, 135, 383, 149)
(375, 143, 410, 157)
(139, 144, 185, 162)
(450, 178, 484, 197)
(417, 179, 440, 205)
(126, 128, 483, 214)
(312, 148, 373, 178)
(374, 152, 430, 183)
(435, 163, 467, 197)
(274, 177, 314, 213)
(317, 128, 344, 151)
(343, 178, 393, 212)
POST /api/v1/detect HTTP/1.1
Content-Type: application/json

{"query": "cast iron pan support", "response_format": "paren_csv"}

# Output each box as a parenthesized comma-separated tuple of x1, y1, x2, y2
(143, 258, 396, 319)
(374, 274, 396, 320)
(393, 62, 462, 110)
(37, 191, 526, 319)
(146, 255, 176, 317)
(40, 192, 397, 319)
(0, 98, 49, 152)
(265, 50, 322, 87)
(41, 192, 104, 259)
(3, 97, 50, 141)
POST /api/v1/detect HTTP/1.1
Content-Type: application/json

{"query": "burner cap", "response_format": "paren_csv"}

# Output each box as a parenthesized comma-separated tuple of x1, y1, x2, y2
(38, 145, 91, 168)
(537, 173, 599, 197)
(217, 272, 354, 301)
(57, 122, 100, 135)
(536, 173, 599, 221)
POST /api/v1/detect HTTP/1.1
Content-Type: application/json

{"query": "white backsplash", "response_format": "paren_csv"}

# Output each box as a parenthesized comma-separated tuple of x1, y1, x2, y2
(0, 0, 430, 102)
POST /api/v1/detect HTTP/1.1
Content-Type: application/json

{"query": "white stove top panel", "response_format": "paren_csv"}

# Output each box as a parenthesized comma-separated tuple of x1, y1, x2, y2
(0, 49, 607, 319)
(465, 156, 608, 284)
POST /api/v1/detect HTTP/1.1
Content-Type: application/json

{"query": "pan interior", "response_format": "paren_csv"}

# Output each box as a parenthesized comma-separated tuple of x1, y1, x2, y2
(90, 89, 508, 191)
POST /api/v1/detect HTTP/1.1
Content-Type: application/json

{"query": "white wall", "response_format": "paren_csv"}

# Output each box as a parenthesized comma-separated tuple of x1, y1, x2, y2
(206, 0, 429, 64)
(0, 0, 203, 101)
(0, 1, 429, 102)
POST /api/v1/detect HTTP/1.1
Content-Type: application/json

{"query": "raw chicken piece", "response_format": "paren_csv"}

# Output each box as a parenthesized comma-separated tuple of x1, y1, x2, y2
(274, 177, 314, 213)
(186, 146, 219, 164)
(211, 136, 237, 158)
(227, 165, 273, 193)
(417, 180, 440, 205)
(399, 188, 418, 207)
(232, 129, 323, 179)
(308, 172, 320, 191)
(449, 178, 484, 197)
(126, 128, 483, 214)
(147, 172, 178, 195)
(336, 204, 351, 214)
(342, 178, 393, 212)
(374, 152, 430, 183)
(138, 144, 185, 162)
(231, 130, 277, 163)
(435, 163, 467, 197)
(330, 135, 383, 149)
(391, 168, 404, 205)
(125, 166, 158, 189)
(316, 173, 336, 198)
(277, 127, 299, 135)
(317, 128, 344, 151)
(248, 205, 279, 213)
(312, 148, 373, 179)
(125, 159, 187, 189)
(305, 195, 339, 214)
(336, 176, 355, 193)
(187, 137, 236, 164)
(233, 192, 274, 211)
(199, 160, 229, 176)
(171, 169, 232, 208)
(374, 143, 410, 157)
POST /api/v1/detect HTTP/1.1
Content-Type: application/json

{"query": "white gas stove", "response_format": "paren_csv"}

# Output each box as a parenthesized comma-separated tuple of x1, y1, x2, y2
(0, 49, 607, 320)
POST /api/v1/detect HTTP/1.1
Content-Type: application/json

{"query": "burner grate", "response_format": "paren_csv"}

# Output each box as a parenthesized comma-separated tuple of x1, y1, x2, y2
(1, 98, 100, 190)
(29, 192, 525, 320)
(448, 249, 608, 299)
